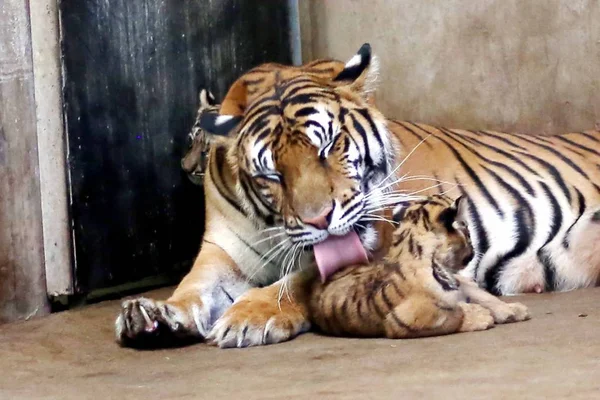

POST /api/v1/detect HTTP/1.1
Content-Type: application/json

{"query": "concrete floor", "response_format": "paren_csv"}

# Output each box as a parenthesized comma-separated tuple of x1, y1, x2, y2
(1, 287, 599, 400)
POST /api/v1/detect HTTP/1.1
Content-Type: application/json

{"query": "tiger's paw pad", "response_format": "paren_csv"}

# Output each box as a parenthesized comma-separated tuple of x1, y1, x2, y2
(459, 303, 495, 332)
(115, 298, 191, 348)
(207, 298, 310, 348)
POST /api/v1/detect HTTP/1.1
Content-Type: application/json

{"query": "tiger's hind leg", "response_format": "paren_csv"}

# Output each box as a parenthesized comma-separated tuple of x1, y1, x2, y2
(383, 294, 494, 339)
(551, 208, 600, 290)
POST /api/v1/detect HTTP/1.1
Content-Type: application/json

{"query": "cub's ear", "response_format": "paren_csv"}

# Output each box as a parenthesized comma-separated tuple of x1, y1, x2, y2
(450, 196, 470, 238)
(199, 88, 217, 107)
(332, 43, 379, 98)
(198, 112, 242, 137)
(452, 196, 469, 222)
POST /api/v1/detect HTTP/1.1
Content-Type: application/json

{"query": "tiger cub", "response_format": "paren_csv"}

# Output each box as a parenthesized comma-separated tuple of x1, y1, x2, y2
(181, 89, 220, 185)
(309, 195, 531, 339)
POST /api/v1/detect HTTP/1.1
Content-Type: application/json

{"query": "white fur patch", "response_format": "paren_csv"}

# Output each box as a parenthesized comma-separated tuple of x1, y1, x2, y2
(344, 54, 362, 69)
(216, 115, 235, 125)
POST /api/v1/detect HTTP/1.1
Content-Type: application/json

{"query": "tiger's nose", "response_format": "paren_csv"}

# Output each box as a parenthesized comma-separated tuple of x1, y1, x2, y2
(301, 206, 333, 230)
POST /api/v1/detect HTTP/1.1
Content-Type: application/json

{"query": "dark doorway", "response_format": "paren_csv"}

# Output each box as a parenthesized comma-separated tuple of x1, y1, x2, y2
(60, 0, 293, 294)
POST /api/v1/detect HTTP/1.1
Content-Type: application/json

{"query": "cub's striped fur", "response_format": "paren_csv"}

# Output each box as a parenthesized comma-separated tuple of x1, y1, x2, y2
(181, 89, 219, 185)
(309, 195, 530, 338)
(116, 44, 599, 349)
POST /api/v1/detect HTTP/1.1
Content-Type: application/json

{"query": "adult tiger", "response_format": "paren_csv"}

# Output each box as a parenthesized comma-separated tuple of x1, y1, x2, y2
(116, 44, 600, 348)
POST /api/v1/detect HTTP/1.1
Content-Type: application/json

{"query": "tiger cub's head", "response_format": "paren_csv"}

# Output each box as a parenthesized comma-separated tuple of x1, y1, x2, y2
(197, 44, 395, 256)
(390, 195, 474, 272)
(181, 89, 220, 185)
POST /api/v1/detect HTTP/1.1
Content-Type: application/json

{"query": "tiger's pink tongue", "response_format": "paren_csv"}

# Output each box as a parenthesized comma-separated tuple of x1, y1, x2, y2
(313, 231, 369, 282)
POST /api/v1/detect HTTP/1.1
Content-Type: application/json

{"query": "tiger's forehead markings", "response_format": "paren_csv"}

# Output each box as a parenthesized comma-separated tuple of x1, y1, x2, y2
(301, 105, 337, 148)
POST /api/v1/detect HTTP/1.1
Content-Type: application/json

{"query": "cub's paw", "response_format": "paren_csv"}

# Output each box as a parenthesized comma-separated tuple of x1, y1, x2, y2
(115, 297, 197, 348)
(458, 303, 495, 332)
(207, 289, 310, 348)
(490, 302, 531, 324)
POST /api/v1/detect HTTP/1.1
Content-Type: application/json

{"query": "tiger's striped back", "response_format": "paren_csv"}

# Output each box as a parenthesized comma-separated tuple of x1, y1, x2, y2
(388, 122, 600, 294)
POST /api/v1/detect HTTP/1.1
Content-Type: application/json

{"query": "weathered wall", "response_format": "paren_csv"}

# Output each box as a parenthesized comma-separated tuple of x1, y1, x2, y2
(301, 0, 600, 134)
(31, 0, 72, 296)
(0, 0, 50, 322)
(59, 1, 295, 293)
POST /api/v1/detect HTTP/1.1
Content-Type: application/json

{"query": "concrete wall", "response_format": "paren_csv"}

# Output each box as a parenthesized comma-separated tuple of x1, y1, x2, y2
(301, 0, 600, 135)
(0, 0, 50, 322)
(31, 0, 73, 297)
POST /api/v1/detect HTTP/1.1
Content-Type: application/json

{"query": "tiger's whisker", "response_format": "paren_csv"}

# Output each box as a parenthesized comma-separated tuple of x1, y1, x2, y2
(370, 135, 432, 191)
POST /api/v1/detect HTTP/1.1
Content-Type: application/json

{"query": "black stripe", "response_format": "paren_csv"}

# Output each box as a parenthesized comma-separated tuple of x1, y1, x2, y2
(527, 135, 553, 144)
(239, 173, 272, 219)
(210, 147, 246, 215)
(483, 167, 534, 294)
(349, 113, 373, 167)
(294, 106, 319, 118)
(574, 131, 600, 142)
(340, 200, 363, 220)
(433, 173, 445, 194)
(434, 134, 504, 218)
(515, 151, 572, 204)
(339, 298, 350, 323)
(462, 131, 540, 177)
(457, 184, 489, 276)
(284, 92, 337, 107)
(554, 135, 600, 157)
(441, 128, 536, 196)
(369, 292, 386, 319)
(562, 189, 586, 248)
(356, 298, 367, 322)
(255, 128, 277, 165)
(516, 135, 590, 180)
(244, 77, 265, 86)
(537, 182, 563, 291)
(340, 190, 359, 208)
(431, 261, 459, 291)
(390, 312, 415, 333)
(381, 285, 395, 311)
(356, 109, 385, 157)
(327, 294, 343, 335)
(476, 130, 527, 151)
(284, 82, 322, 100)
(392, 121, 434, 148)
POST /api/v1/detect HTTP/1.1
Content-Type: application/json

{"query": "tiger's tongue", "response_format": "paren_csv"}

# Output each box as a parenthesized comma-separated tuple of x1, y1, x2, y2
(313, 231, 369, 282)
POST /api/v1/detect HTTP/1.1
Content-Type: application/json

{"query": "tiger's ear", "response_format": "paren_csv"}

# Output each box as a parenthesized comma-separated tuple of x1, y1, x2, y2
(198, 112, 242, 139)
(332, 43, 379, 99)
(199, 89, 217, 108)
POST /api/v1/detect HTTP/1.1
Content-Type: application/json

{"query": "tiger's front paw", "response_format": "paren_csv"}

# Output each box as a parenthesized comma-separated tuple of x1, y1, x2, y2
(207, 288, 310, 348)
(490, 302, 531, 324)
(115, 297, 199, 348)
